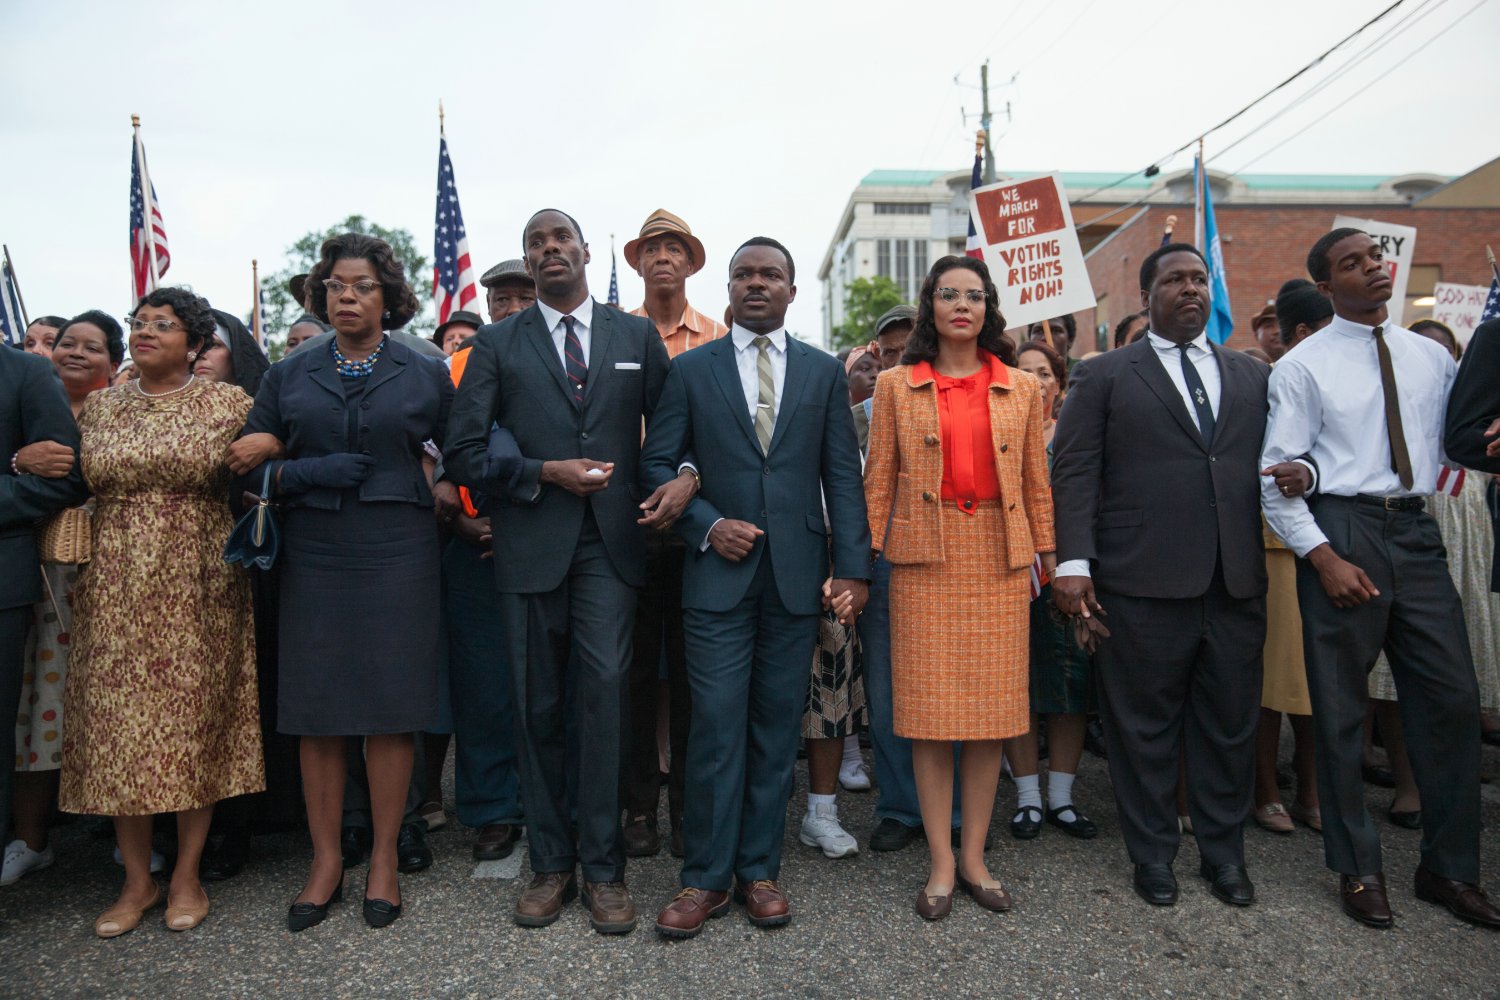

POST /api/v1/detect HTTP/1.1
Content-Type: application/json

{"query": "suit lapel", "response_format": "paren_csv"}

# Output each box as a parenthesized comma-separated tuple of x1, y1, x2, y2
(303, 346, 345, 400)
(1208, 343, 1237, 440)
(583, 299, 611, 406)
(363, 336, 408, 396)
(520, 306, 574, 406)
(1130, 341, 1208, 452)
(768, 337, 810, 454)
(709, 336, 761, 453)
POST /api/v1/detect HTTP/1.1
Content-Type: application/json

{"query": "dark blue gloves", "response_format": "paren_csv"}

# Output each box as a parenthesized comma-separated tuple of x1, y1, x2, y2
(276, 454, 376, 493)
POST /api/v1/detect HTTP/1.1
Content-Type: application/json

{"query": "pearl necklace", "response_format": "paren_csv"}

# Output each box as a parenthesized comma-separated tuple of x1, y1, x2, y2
(132, 374, 197, 398)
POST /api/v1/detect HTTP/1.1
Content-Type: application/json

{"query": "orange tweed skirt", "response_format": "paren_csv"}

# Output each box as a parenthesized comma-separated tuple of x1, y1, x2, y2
(888, 501, 1031, 740)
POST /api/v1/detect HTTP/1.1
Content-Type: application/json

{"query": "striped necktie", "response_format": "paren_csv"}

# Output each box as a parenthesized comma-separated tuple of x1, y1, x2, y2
(562, 315, 586, 406)
(753, 335, 776, 453)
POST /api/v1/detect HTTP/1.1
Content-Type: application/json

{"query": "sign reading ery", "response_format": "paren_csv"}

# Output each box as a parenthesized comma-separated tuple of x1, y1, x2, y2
(970, 173, 1096, 331)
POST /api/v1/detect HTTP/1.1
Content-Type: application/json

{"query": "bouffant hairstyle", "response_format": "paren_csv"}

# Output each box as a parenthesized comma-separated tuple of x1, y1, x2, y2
(130, 287, 217, 364)
(306, 233, 420, 330)
(58, 310, 126, 366)
(1016, 338, 1068, 393)
(901, 255, 1014, 367)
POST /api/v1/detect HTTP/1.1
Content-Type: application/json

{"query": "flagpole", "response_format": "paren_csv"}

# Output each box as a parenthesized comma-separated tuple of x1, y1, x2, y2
(438, 99, 445, 137)
(252, 259, 262, 347)
(1487, 244, 1499, 285)
(1194, 137, 1205, 250)
(132, 115, 161, 295)
(3, 245, 29, 326)
(1163, 214, 1177, 244)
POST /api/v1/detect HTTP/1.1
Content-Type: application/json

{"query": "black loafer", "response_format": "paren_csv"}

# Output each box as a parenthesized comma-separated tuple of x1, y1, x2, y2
(1387, 805, 1422, 830)
(397, 824, 432, 874)
(287, 878, 343, 933)
(1199, 861, 1255, 906)
(341, 826, 371, 869)
(869, 818, 920, 852)
(1083, 718, 1108, 759)
(1362, 764, 1396, 788)
(363, 896, 402, 928)
(1010, 806, 1043, 840)
(1133, 863, 1178, 906)
(1045, 805, 1097, 839)
(200, 830, 250, 882)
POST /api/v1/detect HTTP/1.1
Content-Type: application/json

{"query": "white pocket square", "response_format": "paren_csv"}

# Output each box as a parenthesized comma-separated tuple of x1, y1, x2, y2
(614, 362, 642, 370)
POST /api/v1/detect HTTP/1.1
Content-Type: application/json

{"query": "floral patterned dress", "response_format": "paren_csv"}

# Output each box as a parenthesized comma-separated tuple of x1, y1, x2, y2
(60, 379, 264, 816)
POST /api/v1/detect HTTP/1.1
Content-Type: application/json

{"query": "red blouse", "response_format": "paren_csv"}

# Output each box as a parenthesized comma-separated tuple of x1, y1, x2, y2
(916, 351, 1008, 515)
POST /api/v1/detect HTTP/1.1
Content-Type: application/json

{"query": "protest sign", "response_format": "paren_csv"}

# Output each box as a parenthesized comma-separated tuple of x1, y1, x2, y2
(1331, 215, 1417, 326)
(970, 173, 1095, 332)
(1429, 281, 1490, 346)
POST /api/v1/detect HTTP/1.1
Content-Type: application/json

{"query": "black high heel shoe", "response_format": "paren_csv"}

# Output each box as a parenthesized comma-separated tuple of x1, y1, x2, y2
(287, 877, 343, 933)
(363, 895, 403, 928)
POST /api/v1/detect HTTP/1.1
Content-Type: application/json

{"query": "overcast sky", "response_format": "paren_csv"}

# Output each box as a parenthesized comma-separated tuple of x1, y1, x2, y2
(5, 0, 1497, 347)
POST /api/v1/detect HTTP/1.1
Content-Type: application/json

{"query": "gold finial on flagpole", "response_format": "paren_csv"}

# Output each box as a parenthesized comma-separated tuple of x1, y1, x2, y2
(439, 100, 445, 136)
(1164, 213, 1178, 239)
(974, 128, 986, 157)
(131, 114, 140, 128)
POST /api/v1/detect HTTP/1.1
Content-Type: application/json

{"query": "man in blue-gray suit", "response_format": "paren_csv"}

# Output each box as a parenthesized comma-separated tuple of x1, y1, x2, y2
(641, 237, 871, 938)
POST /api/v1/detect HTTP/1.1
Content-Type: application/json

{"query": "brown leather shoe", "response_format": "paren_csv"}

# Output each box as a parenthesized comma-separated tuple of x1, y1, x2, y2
(1414, 865, 1500, 929)
(734, 878, 791, 927)
(622, 815, 660, 857)
(956, 871, 1013, 913)
(1340, 873, 1393, 929)
(654, 886, 731, 939)
(915, 885, 952, 920)
(514, 872, 576, 928)
(472, 823, 520, 861)
(581, 880, 637, 934)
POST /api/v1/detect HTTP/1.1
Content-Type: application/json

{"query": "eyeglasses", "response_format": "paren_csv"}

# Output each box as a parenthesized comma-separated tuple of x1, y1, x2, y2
(323, 279, 381, 298)
(935, 288, 987, 305)
(129, 318, 183, 334)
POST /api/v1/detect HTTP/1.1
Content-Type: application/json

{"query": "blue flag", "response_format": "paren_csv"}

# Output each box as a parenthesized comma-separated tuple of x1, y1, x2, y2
(1196, 155, 1233, 345)
(1481, 276, 1500, 324)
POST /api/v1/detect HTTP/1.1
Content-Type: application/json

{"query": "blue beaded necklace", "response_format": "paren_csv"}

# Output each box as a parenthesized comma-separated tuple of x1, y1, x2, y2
(330, 335, 386, 377)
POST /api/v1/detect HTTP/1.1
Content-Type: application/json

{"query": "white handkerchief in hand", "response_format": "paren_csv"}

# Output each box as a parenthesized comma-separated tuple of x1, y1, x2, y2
(614, 362, 642, 370)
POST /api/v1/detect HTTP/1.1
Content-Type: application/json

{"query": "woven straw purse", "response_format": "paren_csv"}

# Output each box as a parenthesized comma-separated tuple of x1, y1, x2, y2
(37, 506, 91, 564)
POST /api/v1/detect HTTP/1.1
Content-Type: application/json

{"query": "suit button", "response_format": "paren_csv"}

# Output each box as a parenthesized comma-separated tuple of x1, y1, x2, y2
(1209, 500, 1217, 507)
(962, 500, 973, 511)
(761, 510, 767, 517)
(581, 432, 589, 440)
(922, 491, 934, 502)
(764, 467, 771, 476)
(1210, 455, 1217, 462)
(1000, 443, 1009, 453)
(924, 434, 938, 446)
(362, 402, 371, 410)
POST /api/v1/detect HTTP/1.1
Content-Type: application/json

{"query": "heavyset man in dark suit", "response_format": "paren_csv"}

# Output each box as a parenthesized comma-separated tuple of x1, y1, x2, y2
(1445, 315, 1500, 591)
(1052, 243, 1269, 909)
(640, 237, 870, 938)
(0, 347, 88, 848)
(444, 209, 695, 935)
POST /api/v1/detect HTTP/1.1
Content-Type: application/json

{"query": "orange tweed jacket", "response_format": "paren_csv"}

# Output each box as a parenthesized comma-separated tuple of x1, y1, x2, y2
(865, 361, 1055, 570)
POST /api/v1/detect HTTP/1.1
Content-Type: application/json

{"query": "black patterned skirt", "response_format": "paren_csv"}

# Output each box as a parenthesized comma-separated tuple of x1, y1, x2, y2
(802, 610, 867, 739)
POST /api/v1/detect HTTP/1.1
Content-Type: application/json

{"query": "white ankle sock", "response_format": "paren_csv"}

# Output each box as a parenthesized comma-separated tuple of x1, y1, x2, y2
(842, 734, 862, 765)
(1014, 774, 1042, 811)
(1048, 771, 1076, 815)
(807, 792, 837, 816)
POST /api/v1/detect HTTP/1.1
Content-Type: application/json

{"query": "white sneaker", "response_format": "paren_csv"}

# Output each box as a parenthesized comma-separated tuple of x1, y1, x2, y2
(2, 839, 54, 886)
(112, 845, 166, 873)
(799, 803, 859, 859)
(838, 758, 872, 792)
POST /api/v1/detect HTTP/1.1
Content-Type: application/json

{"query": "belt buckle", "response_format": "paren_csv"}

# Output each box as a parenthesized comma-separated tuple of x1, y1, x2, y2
(1382, 496, 1403, 511)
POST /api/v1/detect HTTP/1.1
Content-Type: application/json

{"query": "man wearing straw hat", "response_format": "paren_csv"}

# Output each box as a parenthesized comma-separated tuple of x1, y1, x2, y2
(620, 209, 727, 859)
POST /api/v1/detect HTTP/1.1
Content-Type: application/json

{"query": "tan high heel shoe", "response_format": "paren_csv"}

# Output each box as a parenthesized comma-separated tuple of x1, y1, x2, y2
(165, 885, 210, 931)
(95, 882, 163, 938)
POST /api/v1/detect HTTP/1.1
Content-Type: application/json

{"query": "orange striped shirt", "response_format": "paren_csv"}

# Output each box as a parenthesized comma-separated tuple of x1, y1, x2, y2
(630, 302, 727, 358)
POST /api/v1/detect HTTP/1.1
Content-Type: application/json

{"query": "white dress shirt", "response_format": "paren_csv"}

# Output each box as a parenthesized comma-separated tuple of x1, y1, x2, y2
(730, 323, 788, 422)
(1056, 331, 1223, 580)
(1261, 314, 1457, 556)
(536, 296, 594, 370)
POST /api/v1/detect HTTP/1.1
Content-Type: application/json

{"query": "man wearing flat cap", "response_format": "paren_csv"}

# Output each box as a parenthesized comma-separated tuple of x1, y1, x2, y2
(1250, 300, 1284, 362)
(621, 209, 728, 859)
(480, 259, 537, 325)
(433, 310, 484, 357)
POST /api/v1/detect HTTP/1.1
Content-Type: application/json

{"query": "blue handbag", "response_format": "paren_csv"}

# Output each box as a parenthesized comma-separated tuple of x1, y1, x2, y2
(223, 464, 281, 570)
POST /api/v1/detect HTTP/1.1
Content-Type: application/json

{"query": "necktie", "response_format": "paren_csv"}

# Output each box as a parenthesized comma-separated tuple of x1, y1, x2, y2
(753, 335, 776, 453)
(1175, 342, 1215, 447)
(1372, 325, 1414, 490)
(562, 315, 586, 406)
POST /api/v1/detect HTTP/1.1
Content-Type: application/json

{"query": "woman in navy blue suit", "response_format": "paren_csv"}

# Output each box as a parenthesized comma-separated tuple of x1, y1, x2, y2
(241, 234, 452, 930)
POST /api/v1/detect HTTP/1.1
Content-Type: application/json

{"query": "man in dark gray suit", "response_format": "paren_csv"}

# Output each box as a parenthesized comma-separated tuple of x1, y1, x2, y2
(0, 347, 87, 850)
(1051, 243, 1269, 910)
(444, 209, 695, 935)
(641, 237, 870, 938)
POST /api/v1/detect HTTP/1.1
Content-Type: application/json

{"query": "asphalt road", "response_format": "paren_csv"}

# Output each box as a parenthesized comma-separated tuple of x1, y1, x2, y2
(4, 740, 1499, 999)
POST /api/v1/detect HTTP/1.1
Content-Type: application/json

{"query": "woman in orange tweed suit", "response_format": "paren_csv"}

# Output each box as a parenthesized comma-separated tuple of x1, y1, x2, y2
(865, 255, 1056, 920)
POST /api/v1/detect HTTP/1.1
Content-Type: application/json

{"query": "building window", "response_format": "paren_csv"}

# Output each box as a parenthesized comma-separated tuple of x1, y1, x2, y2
(895, 239, 909, 295)
(873, 203, 930, 215)
(913, 241, 928, 290)
(876, 239, 892, 278)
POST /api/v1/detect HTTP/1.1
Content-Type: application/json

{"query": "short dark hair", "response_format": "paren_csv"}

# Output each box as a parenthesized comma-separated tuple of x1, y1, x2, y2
(1274, 278, 1333, 346)
(307, 233, 420, 330)
(1113, 309, 1148, 349)
(27, 315, 67, 331)
(1410, 318, 1460, 359)
(131, 287, 217, 362)
(731, 237, 796, 285)
(1016, 338, 1068, 393)
(1140, 242, 1208, 292)
(901, 255, 1014, 367)
(521, 208, 586, 250)
(1028, 314, 1076, 344)
(289, 313, 332, 333)
(57, 309, 126, 366)
(1306, 227, 1367, 284)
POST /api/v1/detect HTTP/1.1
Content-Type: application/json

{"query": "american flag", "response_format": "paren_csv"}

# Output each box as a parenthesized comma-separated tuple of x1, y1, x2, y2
(964, 147, 984, 260)
(1, 255, 25, 347)
(1482, 277, 1500, 325)
(433, 136, 478, 325)
(607, 246, 620, 306)
(129, 128, 170, 301)
(1436, 465, 1466, 497)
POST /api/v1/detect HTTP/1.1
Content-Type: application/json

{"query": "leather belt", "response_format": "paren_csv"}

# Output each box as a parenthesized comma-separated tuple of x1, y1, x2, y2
(1353, 493, 1426, 512)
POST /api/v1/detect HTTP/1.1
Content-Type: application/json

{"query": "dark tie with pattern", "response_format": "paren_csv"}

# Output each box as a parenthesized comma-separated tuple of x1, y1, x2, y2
(1372, 325, 1414, 490)
(1175, 342, 1215, 447)
(562, 315, 586, 406)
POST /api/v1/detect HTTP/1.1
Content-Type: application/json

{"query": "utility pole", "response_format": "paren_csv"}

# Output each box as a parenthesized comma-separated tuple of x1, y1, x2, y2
(979, 61, 996, 183)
